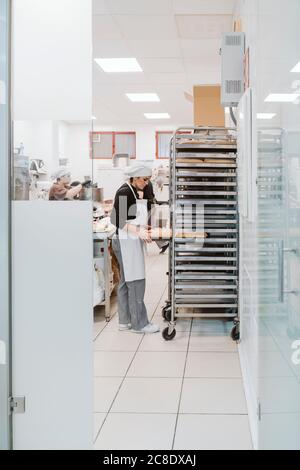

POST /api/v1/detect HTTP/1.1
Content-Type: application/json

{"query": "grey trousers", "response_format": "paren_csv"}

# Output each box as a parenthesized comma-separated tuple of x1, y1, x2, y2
(112, 236, 149, 331)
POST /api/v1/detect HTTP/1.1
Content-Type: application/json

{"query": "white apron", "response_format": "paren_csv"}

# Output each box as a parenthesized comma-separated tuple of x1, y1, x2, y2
(118, 183, 148, 282)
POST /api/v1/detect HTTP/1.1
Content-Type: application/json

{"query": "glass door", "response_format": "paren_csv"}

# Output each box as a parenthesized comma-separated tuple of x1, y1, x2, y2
(0, 0, 12, 451)
(256, 0, 300, 450)
(11, 0, 94, 449)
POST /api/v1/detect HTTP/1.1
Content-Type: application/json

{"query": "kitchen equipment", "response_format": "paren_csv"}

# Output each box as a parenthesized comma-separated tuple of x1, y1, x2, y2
(79, 186, 104, 202)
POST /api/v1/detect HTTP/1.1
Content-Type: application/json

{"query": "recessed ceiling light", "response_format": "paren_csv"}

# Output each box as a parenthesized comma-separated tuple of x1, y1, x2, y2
(144, 113, 170, 119)
(94, 58, 143, 73)
(92, 116, 97, 120)
(257, 113, 277, 120)
(126, 93, 160, 102)
(265, 94, 300, 103)
(291, 62, 300, 73)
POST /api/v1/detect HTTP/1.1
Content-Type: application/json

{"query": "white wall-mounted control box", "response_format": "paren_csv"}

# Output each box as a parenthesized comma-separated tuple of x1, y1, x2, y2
(221, 32, 245, 107)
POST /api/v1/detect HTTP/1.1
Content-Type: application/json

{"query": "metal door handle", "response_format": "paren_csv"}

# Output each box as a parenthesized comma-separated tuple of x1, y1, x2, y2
(283, 248, 297, 254)
(279, 241, 297, 302)
(278, 241, 284, 303)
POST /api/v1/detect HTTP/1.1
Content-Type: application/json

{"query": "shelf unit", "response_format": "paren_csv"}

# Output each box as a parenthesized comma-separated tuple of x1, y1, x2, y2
(162, 127, 239, 341)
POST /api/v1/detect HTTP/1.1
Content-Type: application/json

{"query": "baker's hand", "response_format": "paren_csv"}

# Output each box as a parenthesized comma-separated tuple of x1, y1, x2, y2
(138, 227, 152, 243)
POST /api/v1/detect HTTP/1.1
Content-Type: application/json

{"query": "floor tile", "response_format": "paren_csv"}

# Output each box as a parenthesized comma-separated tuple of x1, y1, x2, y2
(151, 315, 192, 333)
(94, 351, 135, 377)
(185, 352, 242, 378)
(94, 413, 106, 441)
(180, 378, 247, 414)
(94, 331, 142, 352)
(93, 315, 107, 339)
(94, 414, 176, 450)
(191, 319, 231, 335)
(127, 352, 186, 378)
(94, 377, 123, 413)
(174, 415, 253, 450)
(111, 378, 182, 414)
(189, 335, 237, 352)
(145, 292, 166, 306)
(145, 302, 161, 317)
(139, 331, 189, 352)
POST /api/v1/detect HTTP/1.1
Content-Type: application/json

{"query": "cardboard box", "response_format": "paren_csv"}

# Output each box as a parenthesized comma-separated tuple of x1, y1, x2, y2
(194, 85, 225, 127)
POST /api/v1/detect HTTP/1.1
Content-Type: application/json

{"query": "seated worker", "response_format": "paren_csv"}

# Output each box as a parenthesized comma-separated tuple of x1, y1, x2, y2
(143, 179, 169, 255)
(49, 168, 90, 201)
(111, 164, 160, 334)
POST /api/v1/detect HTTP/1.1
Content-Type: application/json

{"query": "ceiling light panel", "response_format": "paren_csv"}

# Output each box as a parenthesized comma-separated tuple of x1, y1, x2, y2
(144, 113, 171, 119)
(265, 94, 300, 102)
(176, 15, 232, 39)
(95, 58, 143, 73)
(126, 93, 160, 102)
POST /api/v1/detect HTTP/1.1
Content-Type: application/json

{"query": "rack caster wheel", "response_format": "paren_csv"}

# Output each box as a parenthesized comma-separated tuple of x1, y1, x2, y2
(231, 324, 240, 342)
(162, 308, 172, 322)
(162, 327, 176, 341)
(162, 303, 171, 321)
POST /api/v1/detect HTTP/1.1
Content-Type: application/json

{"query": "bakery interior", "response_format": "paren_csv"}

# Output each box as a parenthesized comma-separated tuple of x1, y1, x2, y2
(4, 0, 300, 451)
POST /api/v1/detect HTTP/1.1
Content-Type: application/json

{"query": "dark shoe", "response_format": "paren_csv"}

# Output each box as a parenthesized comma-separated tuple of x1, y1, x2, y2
(160, 243, 169, 254)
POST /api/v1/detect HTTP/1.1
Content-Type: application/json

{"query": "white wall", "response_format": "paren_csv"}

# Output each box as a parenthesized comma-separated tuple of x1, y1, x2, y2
(13, 121, 60, 175)
(64, 123, 92, 181)
(93, 124, 179, 162)
(13, 0, 92, 120)
(13, 120, 175, 183)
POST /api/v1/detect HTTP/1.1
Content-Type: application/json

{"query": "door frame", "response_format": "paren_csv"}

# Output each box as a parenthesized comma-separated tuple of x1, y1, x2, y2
(0, 0, 12, 451)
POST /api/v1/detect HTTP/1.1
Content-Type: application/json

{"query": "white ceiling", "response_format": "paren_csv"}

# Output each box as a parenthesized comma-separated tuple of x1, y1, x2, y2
(92, 0, 237, 125)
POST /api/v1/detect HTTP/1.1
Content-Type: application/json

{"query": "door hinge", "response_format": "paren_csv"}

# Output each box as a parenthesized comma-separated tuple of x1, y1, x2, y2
(9, 396, 25, 414)
(257, 401, 262, 421)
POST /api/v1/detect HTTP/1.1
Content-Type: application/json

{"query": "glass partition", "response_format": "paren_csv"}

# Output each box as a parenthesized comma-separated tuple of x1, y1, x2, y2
(11, 0, 94, 450)
(0, 0, 11, 450)
(257, 0, 300, 450)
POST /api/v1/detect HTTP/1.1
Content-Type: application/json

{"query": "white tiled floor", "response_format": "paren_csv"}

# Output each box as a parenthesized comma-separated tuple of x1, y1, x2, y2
(93, 244, 253, 450)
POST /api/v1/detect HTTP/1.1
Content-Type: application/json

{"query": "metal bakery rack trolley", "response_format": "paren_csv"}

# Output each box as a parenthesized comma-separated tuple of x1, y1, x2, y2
(162, 127, 239, 341)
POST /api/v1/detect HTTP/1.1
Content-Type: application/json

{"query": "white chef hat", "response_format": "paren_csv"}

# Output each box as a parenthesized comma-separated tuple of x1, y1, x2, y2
(51, 167, 71, 180)
(124, 163, 152, 178)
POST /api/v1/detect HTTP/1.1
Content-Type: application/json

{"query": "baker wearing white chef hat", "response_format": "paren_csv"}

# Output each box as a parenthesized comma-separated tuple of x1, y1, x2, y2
(49, 167, 82, 201)
(111, 163, 160, 334)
